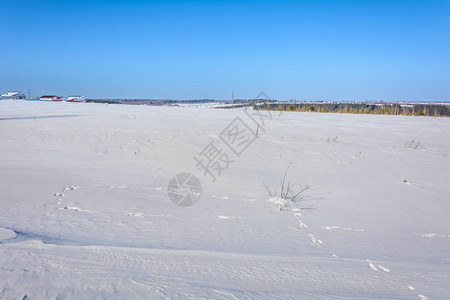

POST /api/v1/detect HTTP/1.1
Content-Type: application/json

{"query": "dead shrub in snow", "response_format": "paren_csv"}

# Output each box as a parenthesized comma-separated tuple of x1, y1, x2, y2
(264, 163, 311, 211)
(320, 133, 339, 144)
(404, 139, 424, 150)
(327, 135, 339, 143)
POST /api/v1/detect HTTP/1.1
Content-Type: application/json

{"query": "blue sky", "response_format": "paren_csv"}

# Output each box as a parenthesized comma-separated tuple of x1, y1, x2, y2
(1, 0, 449, 100)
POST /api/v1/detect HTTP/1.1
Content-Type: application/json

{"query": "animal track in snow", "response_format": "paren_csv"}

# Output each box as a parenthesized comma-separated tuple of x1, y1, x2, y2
(54, 185, 84, 212)
(148, 214, 171, 217)
(126, 213, 171, 218)
(366, 259, 378, 271)
(59, 206, 91, 212)
(324, 226, 340, 230)
(216, 215, 246, 220)
(212, 195, 230, 200)
(95, 149, 108, 155)
(323, 226, 365, 232)
(290, 209, 308, 227)
(62, 185, 78, 191)
(236, 198, 256, 202)
(54, 185, 78, 197)
(308, 233, 323, 244)
(127, 212, 144, 217)
(377, 265, 390, 272)
(421, 233, 450, 238)
(365, 259, 390, 272)
(298, 220, 308, 228)
(107, 185, 126, 189)
(407, 285, 428, 300)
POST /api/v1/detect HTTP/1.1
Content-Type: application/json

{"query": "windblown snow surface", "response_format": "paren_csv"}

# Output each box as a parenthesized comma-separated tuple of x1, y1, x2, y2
(0, 100, 449, 299)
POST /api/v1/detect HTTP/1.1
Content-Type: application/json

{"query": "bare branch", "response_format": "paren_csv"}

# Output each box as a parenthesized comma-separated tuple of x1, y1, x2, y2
(280, 180, 284, 199)
(264, 162, 311, 211)
(279, 201, 289, 211)
(280, 162, 292, 197)
(291, 185, 310, 202)
(263, 182, 275, 198)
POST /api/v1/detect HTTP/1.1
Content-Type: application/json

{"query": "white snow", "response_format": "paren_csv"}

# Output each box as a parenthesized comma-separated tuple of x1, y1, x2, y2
(0, 100, 449, 299)
(0, 228, 16, 241)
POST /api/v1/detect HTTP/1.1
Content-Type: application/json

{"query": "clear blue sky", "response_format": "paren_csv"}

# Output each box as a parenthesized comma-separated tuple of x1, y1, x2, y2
(1, 0, 449, 101)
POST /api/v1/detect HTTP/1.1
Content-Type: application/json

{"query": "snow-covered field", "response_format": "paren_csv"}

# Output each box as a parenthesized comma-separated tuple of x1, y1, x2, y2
(0, 100, 449, 299)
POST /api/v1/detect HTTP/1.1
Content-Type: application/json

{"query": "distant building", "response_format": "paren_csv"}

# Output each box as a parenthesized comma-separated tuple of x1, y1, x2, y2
(1, 91, 26, 100)
(39, 95, 59, 101)
(66, 95, 86, 102)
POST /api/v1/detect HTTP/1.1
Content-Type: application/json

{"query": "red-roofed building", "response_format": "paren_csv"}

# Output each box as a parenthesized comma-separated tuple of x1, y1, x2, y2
(66, 95, 85, 102)
(39, 95, 57, 101)
(1, 91, 26, 100)
(39, 95, 65, 101)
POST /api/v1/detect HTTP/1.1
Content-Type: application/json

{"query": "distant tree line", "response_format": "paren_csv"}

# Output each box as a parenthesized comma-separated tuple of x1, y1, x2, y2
(256, 103, 450, 117)
(86, 99, 220, 105)
(86, 99, 122, 104)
